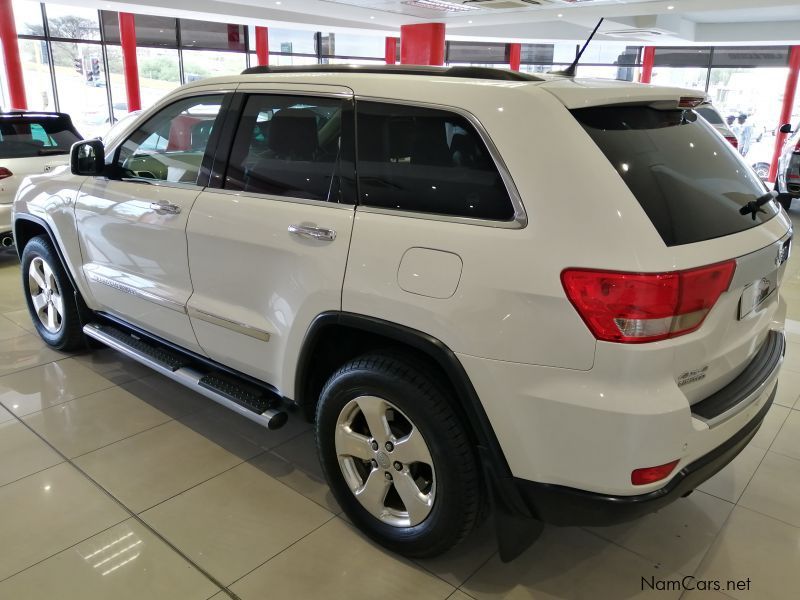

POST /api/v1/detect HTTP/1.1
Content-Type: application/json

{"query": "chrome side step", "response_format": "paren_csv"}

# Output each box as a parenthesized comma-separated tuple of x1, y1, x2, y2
(83, 322, 288, 430)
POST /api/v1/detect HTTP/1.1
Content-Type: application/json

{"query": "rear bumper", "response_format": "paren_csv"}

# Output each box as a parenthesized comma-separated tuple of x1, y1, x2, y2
(510, 330, 784, 526)
(515, 385, 774, 526)
(0, 204, 11, 236)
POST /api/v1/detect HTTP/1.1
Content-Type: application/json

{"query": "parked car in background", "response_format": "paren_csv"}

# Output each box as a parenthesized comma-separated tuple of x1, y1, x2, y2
(776, 122, 800, 210)
(697, 103, 739, 149)
(0, 111, 81, 247)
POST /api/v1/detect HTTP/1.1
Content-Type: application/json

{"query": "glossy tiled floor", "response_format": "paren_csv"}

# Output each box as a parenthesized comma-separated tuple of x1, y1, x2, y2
(1, 213, 800, 600)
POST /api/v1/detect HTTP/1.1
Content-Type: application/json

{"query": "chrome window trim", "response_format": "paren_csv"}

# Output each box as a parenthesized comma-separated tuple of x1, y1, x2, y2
(87, 273, 187, 314)
(188, 307, 271, 342)
(353, 95, 528, 230)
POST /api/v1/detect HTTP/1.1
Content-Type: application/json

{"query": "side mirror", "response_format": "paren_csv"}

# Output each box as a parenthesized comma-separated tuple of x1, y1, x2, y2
(70, 139, 105, 176)
(779, 123, 793, 134)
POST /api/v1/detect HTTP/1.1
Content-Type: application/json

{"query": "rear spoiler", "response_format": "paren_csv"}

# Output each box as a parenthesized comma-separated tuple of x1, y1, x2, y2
(539, 78, 707, 110)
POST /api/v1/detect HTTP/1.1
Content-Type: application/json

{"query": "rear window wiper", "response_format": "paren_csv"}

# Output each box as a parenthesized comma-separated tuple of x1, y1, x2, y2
(739, 191, 777, 220)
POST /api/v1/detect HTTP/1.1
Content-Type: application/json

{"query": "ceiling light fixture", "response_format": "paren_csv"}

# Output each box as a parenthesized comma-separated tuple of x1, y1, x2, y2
(402, 0, 480, 13)
(667, 5, 674, 9)
(557, 13, 563, 17)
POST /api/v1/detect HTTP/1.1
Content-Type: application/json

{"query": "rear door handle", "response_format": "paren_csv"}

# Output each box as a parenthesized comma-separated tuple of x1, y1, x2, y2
(149, 202, 181, 215)
(288, 224, 336, 242)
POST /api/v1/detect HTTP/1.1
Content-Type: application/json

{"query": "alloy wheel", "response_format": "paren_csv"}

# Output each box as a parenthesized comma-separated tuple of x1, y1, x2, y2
(28, 256, 64, 334)
(335, 395, 436, 527)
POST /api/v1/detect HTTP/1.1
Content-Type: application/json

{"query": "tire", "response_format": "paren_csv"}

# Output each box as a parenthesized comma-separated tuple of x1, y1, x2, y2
(20, 235, 87, 351)
(316, 353, 482, 558)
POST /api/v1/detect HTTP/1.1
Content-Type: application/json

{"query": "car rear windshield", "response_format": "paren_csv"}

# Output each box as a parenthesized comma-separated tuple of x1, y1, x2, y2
(696, 106, 724, 125)
(0, 116, 81, 158)
(573, 105, 777, 247)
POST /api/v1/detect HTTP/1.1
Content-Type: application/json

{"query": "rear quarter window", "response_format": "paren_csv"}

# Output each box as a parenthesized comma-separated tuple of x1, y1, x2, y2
(356, 101, 515, 221)
(573, 105, 777, 247)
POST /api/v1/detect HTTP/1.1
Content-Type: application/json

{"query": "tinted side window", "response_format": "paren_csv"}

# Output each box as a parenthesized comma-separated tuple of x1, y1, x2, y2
(224, 94, 350, 202)
(116, 95, 223, 185)
(356, 102, 514, 221)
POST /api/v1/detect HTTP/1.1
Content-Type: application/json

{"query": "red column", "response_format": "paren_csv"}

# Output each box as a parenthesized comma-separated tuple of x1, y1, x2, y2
(385, 36, 398, 65)
(119, 13, 141, 112)
(769, 45, 800, 183)
(400, 23, 445, 66)
(0, 0, 27, 109)
(640, 46, 655, 84)
(508, 43, 521, 71)
(255, 26, 269, 66)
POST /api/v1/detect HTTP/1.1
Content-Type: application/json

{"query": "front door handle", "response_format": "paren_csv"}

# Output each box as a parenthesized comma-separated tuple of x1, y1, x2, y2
(149, 202, 181, 215)
(288, 224, 336, 242)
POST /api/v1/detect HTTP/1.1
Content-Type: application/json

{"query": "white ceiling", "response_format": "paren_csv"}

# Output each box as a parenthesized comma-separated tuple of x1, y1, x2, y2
(45, 0, 800, 44)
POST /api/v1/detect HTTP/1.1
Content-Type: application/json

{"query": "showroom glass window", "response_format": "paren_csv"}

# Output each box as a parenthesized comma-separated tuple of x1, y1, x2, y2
(224, 94, 353, 203)
(115, 94, 223, 186)
(356, 102, 514, 221)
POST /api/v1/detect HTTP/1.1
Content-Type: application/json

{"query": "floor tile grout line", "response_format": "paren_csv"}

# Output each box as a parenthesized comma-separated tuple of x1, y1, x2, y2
(223, 513, 346, 591)
(0, 457, 66, 492)
(6, 410, 243, 598)
(688, 429, 782, 581)
(453, 548, 499, 595)
(0, 511, 131, 586)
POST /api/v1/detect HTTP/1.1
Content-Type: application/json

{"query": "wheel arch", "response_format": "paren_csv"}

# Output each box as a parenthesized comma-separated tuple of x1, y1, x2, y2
(294, 311, 530, 517)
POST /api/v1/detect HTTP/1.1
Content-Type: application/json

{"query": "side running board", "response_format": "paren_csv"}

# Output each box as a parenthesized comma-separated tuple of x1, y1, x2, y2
(83, 322, 288, 430)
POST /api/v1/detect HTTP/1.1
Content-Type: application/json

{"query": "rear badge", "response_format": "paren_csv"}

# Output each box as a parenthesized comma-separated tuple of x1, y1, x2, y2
(678, 366, 708, 387)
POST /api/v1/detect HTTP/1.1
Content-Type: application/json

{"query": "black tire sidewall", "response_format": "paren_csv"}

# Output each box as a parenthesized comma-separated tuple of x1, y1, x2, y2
(316, 359, 479, 557)
(20, 236, 83, 351)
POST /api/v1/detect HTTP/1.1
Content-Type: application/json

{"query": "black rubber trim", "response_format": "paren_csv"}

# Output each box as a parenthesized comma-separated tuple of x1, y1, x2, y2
(514, 383, 777, 527)
(692, 330, 784, 421)
(295, 311, 530, 517)
(241, 64, 544, 82)
(13, 215, 79, 289)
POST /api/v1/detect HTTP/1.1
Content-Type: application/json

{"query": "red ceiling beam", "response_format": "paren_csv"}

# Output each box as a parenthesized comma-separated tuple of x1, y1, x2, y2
(769, 45, 800, 183)
(119, 12, 141, 112)
(255, 26, 269, 66)
(400, 23, 445, 66)
(0, 0, 27, 109)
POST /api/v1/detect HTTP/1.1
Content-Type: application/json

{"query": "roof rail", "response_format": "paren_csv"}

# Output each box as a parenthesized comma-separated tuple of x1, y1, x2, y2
(240, 64, 543, 82)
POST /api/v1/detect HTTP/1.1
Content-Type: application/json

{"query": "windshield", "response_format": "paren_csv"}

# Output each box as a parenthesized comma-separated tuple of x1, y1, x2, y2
(573, 105, 777, 247)
(696, 106, 724, 125)
(0, 115, 81, 158)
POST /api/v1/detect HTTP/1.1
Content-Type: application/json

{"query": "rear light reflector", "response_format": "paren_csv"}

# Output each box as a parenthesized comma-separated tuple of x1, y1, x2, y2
(0, 167, 12, 180)
(561, 260, 736, 343)
(724, 136, 738, 149)
(631, 460, 680, 485)
(678, 97, 704, 108)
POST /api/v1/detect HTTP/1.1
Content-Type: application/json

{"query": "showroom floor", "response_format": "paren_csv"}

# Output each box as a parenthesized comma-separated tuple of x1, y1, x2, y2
(0, 216, 799, 600)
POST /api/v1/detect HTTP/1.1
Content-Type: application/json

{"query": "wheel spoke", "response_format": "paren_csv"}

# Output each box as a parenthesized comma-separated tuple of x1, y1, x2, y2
(335, 424, 373, 461)
(46, 304, 57, 331)
(31, 292, 48, 315)
(29, 263, 46, 291)
(357, 397, 392, 443)
(393, 470, 433, 525)
(393, 427, 433, 467)
(50, 293, 64, 320)
(41, 260, 55, 290)
(355, 468, 391, 519)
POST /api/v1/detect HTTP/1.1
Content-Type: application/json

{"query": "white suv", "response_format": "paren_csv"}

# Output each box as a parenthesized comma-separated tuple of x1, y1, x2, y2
(11, 65, 791, 560)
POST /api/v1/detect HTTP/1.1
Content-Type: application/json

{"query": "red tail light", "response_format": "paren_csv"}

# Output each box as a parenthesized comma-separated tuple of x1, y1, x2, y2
(724, 136, 738, 149)
(631, 460, 680, 485)
(0, 167, 12, 180)
(561, 261, 736, 343)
